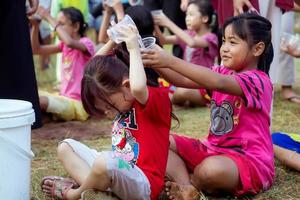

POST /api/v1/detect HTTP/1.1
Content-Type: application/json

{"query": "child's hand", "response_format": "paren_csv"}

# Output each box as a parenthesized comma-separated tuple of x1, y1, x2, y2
(113, 25, 140, 50)
(37, 6, 50, 20)
(141, 45, 173, 68)
(153, 13, 170, 27)
(26, 0, 39, 16)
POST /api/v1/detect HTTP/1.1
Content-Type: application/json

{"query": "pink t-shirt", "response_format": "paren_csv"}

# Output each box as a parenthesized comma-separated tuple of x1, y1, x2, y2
(177, 31, 218, 68)
(59, 37, 95, 100)
(202, 66, 274, 190)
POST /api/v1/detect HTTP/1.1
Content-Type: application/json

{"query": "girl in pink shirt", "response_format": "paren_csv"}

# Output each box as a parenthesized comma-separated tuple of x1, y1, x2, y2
(153, 0, 218, 107)
(30, 7, 94, 121)
(143, 12, 274, 199)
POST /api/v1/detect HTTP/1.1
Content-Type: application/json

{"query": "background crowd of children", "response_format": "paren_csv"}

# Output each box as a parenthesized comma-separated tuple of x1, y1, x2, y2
(3, 0, 300, 199)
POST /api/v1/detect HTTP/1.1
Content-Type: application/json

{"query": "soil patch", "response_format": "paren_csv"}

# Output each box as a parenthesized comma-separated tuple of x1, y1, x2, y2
(32, 118, 111, 140)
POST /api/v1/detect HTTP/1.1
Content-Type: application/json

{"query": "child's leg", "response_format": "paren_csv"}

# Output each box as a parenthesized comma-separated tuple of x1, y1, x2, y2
(66, 156, 111, 200)
(166, 135, 191, 185)
(191, 155, 239, 194)
(172, 88, 206, 107)
(39, 96, 49, 111)
(274, 144, 300, 171)
(57, 142, 91, 184)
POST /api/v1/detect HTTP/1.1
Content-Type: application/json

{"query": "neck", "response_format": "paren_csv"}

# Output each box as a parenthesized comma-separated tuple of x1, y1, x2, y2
(72, 33, 81, 40)
(195, 25, 211, 36)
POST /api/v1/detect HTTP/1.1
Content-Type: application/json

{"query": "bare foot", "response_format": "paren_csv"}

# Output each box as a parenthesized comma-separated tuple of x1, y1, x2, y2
(165, 181, 200, 200)
(281, 87, 300, 104)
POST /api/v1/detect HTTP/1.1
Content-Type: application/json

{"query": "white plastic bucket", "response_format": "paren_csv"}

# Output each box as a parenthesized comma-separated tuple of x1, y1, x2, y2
(0, 99, 35, 200)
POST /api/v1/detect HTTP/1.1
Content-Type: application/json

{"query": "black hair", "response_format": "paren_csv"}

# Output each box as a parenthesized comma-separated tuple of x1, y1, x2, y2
(113, 5, 160, 87)
(222, 13, 273, 75)
(125, 5, 154, 37)
(188, 0, 218, 35)
(60, 7, 88, 37)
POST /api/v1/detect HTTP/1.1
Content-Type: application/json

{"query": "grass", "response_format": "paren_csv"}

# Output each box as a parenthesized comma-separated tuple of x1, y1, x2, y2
(30, 55, 300, 200)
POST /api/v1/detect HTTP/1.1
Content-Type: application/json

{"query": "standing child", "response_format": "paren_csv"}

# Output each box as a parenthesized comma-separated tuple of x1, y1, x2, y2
(153, 0, 218, 106)
(30, 7, 95, 121)
(142, 12, 274, 199)
(40, 25, 172, 200)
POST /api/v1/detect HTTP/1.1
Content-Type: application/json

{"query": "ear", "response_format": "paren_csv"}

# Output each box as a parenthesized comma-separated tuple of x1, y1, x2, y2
(252, 42, 265, 57)
(73, 22, 80, 34)
(121, 79, 132, 101)
(121, 79, 130, 89)
(202, 15, 209, 24)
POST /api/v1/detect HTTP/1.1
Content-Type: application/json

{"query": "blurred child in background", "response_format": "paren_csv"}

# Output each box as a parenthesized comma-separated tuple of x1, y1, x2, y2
(153, 0, 218, 107)
(30, 7, 95, 121)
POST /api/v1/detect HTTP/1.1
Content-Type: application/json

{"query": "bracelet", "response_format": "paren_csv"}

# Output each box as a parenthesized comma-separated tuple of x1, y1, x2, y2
(54, 23, 61, 32)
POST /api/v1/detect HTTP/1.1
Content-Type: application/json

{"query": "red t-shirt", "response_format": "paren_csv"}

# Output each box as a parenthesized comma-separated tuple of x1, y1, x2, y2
(111, 87, 171, 199)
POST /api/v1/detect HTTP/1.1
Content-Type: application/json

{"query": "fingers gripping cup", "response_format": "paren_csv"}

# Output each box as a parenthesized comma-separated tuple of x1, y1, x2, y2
(281, 32, 300, 50)
(107, 15, 137, 44)
(141, 37, 156, 50)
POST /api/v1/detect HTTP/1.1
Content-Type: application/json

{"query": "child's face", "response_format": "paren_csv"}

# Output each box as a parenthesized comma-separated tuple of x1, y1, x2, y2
(185, 4, 203, 31)
(56, 12, 77, 37)
(220, 25, 253, 71)
(95, 89, 134, 119)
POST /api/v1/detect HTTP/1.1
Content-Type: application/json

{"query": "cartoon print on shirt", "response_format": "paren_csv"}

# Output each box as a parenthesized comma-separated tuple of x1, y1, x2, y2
(112, 110, 139, 167)
(210, 100, 234, 135)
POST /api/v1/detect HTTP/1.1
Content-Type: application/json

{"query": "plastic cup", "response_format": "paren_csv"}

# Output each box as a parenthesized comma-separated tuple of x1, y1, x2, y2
(151, 9, 163, 16)
(107, 15, 137, 44)
(141, 37, 156, 50)
(281, 32, 299, 49)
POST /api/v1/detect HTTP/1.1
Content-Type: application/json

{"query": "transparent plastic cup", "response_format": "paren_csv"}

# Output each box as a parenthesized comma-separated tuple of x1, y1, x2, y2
(281, 32, 299, 49)
(107, 15, 137, 44)
(141, 37, 156, 50)
(151, 9, 163, 16)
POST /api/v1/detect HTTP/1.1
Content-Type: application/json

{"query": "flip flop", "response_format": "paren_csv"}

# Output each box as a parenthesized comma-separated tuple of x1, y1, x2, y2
(41, 176, 79, 199)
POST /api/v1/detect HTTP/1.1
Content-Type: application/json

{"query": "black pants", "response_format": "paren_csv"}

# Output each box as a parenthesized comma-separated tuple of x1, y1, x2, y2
(0, 0, 42, 128)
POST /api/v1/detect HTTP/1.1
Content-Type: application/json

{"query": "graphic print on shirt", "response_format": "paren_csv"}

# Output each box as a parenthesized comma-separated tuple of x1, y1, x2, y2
(210, 100, 234, 136)
(112, 109, 139, 167)
(62, 56, 72, 81)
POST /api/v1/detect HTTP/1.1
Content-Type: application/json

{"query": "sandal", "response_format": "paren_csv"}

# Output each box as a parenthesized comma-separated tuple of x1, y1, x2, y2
(41, 176, 79, 199)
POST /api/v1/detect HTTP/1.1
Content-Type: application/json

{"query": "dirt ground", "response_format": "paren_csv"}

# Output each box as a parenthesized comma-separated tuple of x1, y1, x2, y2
(32, 117, 112, 141)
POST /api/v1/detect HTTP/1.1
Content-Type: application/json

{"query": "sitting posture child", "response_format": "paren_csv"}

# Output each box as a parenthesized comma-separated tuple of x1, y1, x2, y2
(153, 0, 218, 107)
(40, 25, 172, 200)
(30, 7, 95, 121)
(142, 12, 275, 199)
(272, 132, 300, 171)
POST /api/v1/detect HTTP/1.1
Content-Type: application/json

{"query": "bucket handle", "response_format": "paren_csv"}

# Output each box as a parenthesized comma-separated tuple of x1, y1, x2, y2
(0, 132, 34, 159)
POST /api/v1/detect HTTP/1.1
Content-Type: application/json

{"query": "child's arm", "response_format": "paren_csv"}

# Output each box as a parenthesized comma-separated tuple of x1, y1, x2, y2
(98, 2, 125, 43)
(154, 13, 210, 48)
(37, 7, 90, 54)
(29, 17, 61, 55)
(113, 25, 148, 105)
(154, 25, 177, 45)
(143, 48, 244, 97)
(95, 40, 116, 56)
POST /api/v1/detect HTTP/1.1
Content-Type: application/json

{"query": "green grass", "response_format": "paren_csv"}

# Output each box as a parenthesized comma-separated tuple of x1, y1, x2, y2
(30, 55, 300, 200)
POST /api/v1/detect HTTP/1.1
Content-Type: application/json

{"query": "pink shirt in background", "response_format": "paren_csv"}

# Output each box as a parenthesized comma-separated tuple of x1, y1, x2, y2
(59, 37, 95, 101)
(202, 66, 274, 190)
(177, 31, 218, 68)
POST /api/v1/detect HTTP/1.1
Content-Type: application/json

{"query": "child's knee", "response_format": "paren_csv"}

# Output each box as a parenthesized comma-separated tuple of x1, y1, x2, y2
(192, 159, 227, 188)
(92, 156, 108, 176)
(57, 142, 73, 160)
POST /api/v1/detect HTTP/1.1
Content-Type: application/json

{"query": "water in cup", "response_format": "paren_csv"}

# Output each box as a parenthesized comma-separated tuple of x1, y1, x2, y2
(141, 37, 156, 50)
